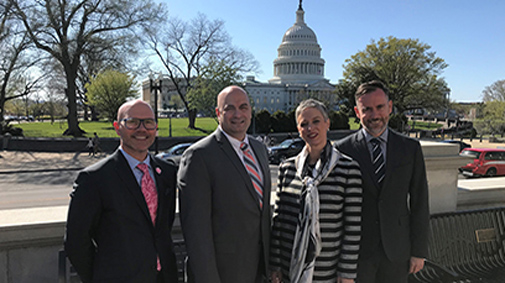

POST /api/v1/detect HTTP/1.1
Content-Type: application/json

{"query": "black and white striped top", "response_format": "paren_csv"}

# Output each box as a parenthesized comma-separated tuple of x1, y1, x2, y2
(270, 151, 362, 282)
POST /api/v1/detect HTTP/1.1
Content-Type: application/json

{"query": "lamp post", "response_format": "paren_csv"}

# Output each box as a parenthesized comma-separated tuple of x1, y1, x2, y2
(168, 104, 175, 137)
(149, 72, 162, 154)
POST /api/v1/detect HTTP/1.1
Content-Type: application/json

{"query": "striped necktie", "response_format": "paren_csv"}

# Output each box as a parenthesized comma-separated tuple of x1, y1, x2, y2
(371, 138, 386, 186)
(240, 142, 264, 208)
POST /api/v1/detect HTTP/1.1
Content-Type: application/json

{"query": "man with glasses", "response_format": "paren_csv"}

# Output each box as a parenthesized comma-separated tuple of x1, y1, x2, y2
(65, 99, 178, 283)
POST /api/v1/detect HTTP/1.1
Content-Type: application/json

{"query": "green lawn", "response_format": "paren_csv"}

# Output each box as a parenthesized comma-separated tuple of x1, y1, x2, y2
(14, 117, 219, 138)
(12, 116, 440, 138)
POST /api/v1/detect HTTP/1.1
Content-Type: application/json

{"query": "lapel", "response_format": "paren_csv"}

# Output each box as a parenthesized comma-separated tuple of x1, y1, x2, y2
(215, 130, 263, 211)
(353, 130, 382, 196)
(149, 155, 164, 228)
(381, 130, 403, 193)
(113, 150, 156, 230)
(249, 138, 270, 208)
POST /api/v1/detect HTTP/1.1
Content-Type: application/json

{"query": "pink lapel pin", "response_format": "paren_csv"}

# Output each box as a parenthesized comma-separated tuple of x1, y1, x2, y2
(156, 167, 162, 174)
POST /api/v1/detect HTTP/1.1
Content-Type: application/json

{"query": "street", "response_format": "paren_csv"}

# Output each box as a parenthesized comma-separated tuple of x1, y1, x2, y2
(0, 152, 280, 210)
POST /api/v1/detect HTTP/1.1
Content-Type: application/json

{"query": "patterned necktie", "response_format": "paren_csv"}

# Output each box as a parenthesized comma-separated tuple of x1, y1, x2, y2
(137, 163, 158, 225)
(240, 142, 264, 208)
(136, 163, 161, 271)
(371, 138, 386, 186)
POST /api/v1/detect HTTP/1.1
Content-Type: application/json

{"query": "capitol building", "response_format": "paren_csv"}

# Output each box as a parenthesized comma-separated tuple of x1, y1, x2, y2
(143, 1, 336, 114)
(244, 1, 335, 113)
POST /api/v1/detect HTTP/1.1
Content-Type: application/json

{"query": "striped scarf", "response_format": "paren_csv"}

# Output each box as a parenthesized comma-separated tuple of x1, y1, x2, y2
(289, 143, 339, 283)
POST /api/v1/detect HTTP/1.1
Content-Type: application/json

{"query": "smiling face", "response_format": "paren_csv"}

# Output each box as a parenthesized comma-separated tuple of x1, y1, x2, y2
(354, 88, 393, 137)
(216, 86, 251, 141)
(296, 107, 330, 151)
(114, 100, 157, 161)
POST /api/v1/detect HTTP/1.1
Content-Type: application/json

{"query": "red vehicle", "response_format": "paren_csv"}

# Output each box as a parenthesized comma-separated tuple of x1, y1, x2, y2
(459, 148, 505, 177)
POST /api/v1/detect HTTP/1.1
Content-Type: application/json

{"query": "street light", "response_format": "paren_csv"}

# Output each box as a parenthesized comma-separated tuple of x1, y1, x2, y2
(149, 72, 162, 154)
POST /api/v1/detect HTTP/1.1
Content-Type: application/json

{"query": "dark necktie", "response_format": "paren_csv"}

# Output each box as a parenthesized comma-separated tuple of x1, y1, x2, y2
(240, 142, 264, 208)
(371, 138, 386, 186)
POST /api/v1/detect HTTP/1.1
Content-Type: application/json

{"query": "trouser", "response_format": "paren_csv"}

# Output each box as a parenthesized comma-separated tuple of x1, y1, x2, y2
(356, 245, 409, 283)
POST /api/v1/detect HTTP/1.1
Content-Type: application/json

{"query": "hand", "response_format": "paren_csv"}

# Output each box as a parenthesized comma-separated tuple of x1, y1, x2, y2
(270, 270, 282, 283)
(338, 277, 354, 283)
(409, 256, 425, 274)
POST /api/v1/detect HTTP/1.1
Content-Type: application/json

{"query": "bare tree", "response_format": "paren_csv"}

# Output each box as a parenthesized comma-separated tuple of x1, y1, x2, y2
(145, 13, 259, 129)
(0, 1, 42, 125)
(482, 79, 505, 102)
(9, 0, 163, 136)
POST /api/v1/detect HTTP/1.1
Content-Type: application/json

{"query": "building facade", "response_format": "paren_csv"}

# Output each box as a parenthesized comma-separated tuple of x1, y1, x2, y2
(243, 2, 335, 113)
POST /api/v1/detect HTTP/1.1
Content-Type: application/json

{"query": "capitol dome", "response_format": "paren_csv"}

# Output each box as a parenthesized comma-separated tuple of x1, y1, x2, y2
(269, 2, 326, 84)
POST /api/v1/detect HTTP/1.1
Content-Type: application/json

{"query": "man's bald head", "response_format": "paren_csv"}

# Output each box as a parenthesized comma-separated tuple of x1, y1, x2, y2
(117, 99, 153, 122)
(216, 86, 248, 111)
(215, 85, 251, 141)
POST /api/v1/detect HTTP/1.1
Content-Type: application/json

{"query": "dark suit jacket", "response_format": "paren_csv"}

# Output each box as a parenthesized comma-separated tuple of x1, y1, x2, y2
(334, 129, 429, 262)
(64, 150, 178, 283)
(177, 129, 272, 283)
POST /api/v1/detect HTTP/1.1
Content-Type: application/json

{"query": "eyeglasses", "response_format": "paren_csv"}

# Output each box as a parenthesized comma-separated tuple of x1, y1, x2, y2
(120, 118, 157, 130)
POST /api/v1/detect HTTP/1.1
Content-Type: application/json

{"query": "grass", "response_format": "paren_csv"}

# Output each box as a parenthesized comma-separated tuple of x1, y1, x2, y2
(12, 116, 441, 138)
(13, 117, 219, 138)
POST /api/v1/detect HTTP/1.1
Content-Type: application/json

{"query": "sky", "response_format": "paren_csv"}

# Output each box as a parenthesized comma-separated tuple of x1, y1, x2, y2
(161, 0, 505, 103)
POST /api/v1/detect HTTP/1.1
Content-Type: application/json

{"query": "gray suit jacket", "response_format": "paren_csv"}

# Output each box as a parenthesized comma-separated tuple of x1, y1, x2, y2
(334, 129, 429, 262)
(178, 129, 272, 283)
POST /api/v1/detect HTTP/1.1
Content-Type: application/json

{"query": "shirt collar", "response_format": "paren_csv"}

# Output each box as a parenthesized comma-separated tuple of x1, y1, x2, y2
(218, 125, 250, 151)
(362, 127, 389, 144)
(119, 146, 151, 170)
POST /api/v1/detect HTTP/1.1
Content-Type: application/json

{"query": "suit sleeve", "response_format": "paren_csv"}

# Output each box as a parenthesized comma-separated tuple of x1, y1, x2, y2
(409, 142, 430, 258)
(177, 148, 222, 283)
(64, 171, 102, 283)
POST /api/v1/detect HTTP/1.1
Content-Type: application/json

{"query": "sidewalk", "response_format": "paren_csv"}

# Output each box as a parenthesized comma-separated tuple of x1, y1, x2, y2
(0, 150, 107, 173)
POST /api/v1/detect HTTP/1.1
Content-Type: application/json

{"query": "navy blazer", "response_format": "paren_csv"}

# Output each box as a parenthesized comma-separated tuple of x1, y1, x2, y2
(65, 150, 178, 283)
(335, 129, 429, 261)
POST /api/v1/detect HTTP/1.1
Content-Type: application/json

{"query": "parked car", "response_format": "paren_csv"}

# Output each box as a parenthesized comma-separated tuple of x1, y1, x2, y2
(155, 142, 193, 165)
(459, 148, 505, 177)
(441, 139, 471, 152)
(267, 138, 305, 164)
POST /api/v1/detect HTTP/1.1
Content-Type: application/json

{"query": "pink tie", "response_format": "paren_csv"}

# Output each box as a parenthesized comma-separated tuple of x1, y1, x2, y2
(240, 142, 264, 208)
(137, 163, 161, 271)
(137, 163, 158, 225)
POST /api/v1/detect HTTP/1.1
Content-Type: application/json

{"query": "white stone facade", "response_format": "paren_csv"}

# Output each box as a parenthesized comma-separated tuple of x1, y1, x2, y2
(243, 2, 335, 113)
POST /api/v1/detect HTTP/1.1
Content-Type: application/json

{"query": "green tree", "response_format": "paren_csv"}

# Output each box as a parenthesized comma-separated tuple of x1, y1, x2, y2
(482, 79, 505, 102)
(186, 59, 242, 119)
(254, 109, 272, 134)
(328, 110, 349, 130)
(474, 101, 505, 135)
(86, 70, 137, 121)
(271, 110, 297, 133)
(340, 36, 450, 114)
(10, 0, 163, 136)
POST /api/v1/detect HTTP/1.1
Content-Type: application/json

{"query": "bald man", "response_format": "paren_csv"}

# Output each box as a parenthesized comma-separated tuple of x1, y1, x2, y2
(65, 100, 178, 283)
(178, 86, 272, 283)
